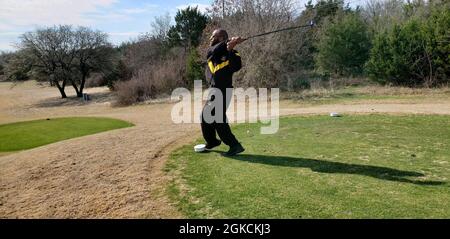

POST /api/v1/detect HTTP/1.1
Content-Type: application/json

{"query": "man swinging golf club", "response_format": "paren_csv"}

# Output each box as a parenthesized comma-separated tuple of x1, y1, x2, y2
(201, 29, 245, 156)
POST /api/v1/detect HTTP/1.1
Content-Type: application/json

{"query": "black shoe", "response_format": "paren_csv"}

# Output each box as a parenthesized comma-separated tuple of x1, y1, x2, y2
(222, 143, 245, 156)
(205, 140, 221, 150)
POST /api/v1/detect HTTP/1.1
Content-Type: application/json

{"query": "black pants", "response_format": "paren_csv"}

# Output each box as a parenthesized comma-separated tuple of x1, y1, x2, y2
(201, 88, 239, 147)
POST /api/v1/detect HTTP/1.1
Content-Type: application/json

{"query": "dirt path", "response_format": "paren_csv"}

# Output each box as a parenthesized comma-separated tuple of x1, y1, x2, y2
(0, 81, 449, 218)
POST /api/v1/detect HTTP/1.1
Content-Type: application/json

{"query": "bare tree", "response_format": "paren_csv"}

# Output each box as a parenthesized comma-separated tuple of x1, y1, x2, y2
(16, 25, 114, 98)
(72, 27, 114, 97)
(151, 13, 172, 41)
(0, 52, 13, 81)
(2, 50, 33, 82)
(362, 0, 406, 33)
(206, 0, 298, 88)
(19, 25, 76, 98)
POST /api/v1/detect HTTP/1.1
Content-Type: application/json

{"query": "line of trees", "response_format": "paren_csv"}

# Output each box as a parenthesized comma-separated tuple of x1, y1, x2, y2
(365, 3, 449, 87)
(0, 0, 448, 104)
(112, 6, 209, 105)
(207, 0, 449, 88)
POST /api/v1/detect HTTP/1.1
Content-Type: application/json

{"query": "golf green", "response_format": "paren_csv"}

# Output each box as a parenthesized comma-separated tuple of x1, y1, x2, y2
(0, 117, 133, 152)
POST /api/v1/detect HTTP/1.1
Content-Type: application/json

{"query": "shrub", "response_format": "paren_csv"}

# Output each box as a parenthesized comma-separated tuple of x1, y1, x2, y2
(114, 48, 186, 105)
(104, 59, 132, 90)
(114, 77, 156, 106)
(366, 20, 428, 86)
(365, 6, 449, 87)
(315, 12, 372, 77)
(85, 73, 106, 88)
(186, 48, 204, 87)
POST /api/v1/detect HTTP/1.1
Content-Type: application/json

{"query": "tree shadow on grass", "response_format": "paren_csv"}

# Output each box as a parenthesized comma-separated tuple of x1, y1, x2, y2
(33, 91, 114, 108)
(223, 153, 445, 186)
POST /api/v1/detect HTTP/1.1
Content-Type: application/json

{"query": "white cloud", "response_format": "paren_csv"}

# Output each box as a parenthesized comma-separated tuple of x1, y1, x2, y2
(0, 0, 118, 30)
(108, 32, 143, 46)
(123, 8, 148, 14)
(0, 0, 159, 51)
(0, 32, 20, 51)
(0, 32, 23, 36)
(123, 4, 158, 14)
(108, 31, 141, 37)
(0, 42, 15, 52)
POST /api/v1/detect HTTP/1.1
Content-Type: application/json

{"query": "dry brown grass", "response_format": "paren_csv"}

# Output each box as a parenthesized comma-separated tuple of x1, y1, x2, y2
(0, 81, 196, 218)
(282, 85, 450, 102)
(355, 85, 450, 96)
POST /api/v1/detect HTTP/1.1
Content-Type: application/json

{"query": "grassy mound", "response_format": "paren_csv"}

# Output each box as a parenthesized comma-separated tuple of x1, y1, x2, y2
(0, 117, 133, 152)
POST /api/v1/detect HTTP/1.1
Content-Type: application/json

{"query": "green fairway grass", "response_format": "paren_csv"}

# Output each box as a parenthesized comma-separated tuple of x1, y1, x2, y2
(167, 115, 450, 218)
(0, 117, 133, 152)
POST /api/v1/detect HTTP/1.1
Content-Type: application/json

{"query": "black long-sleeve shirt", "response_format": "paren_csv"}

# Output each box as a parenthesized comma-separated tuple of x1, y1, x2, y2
(205, 41, 242, 89)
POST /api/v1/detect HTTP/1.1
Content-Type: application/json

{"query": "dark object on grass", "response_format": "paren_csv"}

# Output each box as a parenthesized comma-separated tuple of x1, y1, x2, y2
(83, 93, 90, 101)
(222, 143, 245, 157)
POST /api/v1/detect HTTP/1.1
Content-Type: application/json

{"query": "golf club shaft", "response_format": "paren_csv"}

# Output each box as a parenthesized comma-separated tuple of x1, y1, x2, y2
(242, 21, 314, 41)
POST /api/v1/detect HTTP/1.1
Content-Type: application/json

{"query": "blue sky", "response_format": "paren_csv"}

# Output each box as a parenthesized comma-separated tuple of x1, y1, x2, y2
(0, 0, 363, 52)
(0, 0, 212, 51)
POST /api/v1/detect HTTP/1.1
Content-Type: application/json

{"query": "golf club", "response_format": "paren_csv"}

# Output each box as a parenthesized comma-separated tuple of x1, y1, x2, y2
(242, 20, 315, 42)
